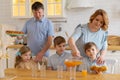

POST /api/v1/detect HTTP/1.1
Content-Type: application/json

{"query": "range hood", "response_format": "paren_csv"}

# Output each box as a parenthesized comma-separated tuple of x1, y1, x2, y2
(67, 0, 93, 9)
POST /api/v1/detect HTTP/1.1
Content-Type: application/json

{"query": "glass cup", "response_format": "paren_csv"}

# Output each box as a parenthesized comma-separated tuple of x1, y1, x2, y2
(81, 63, 87, 77)
(40, 63, 46, 77)
(82, 70, 87, 77)
(69, 66, 76, 80)
(64, 57, 83, 80)
(31, 62, 38, 77)
(57, 65, 63, 79)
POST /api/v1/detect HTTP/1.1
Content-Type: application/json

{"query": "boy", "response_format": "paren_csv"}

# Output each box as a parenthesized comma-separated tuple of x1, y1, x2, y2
(47, 36, 72, 70)
(78, 42, 107, 74)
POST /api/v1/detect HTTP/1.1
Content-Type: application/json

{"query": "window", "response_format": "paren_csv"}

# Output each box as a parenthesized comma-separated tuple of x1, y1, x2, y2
(47, 0, 62, 17)
(12, 0, 26, 17)
(12, 0, 63, 18)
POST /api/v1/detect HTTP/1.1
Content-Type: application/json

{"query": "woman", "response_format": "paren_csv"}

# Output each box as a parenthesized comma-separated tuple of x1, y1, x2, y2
(68, 9, 109, 64)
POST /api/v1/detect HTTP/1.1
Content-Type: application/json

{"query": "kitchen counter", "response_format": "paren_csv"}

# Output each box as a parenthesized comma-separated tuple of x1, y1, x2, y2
(6, 44, 120, 51)
(2, 68, 120, 80)
(6, 44, 23, 50)
(108, 46, 120, 51)
(6, 44, 71, 50)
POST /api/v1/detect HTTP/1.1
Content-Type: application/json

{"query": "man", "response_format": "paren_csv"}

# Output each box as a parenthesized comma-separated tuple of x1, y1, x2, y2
(20, 2, 54, 62)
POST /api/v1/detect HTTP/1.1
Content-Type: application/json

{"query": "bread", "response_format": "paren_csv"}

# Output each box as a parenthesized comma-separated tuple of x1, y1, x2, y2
(90, 66, 107, 72)
(6, 30, 24, 35)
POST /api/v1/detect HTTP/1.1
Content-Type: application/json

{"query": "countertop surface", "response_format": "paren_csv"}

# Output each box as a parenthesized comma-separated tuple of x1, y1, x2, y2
(2, 68, 120, 80)
(6, 44, 120, 51)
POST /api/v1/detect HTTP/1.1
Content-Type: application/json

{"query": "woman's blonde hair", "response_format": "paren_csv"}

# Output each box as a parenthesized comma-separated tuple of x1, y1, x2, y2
(89, 9, 109, 31)
(15, 46, 31, 68)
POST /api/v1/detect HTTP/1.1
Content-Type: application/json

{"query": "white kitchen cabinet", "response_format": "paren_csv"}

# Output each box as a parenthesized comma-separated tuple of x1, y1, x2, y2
(12, 0, 65, 18)
(67, 0, 94, 9)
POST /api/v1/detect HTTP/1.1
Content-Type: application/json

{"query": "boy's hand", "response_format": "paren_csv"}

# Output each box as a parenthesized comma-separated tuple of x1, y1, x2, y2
(95, 70, 103, 74)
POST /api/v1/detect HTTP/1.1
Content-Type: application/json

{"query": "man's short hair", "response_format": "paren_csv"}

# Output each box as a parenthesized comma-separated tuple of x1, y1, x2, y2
(32, 1, 44, 10)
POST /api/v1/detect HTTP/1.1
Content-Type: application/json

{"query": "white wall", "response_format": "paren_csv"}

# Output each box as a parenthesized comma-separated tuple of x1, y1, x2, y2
(0, 0, 120, 37)
(64, 0, 120, 36)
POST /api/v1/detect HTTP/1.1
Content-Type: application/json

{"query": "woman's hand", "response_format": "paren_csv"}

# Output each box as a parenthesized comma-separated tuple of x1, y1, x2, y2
(68, 37, 82, 57)
(97, 55, 104, 64)
(72, 50, 81, 57)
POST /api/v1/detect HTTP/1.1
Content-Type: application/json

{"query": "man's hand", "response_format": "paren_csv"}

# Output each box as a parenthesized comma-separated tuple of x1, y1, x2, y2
(17, 36, 23, 39)
(34, 52, 44, 62)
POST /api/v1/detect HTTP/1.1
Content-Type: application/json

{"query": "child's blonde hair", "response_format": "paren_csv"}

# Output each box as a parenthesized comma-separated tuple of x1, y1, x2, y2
(15, 45, 31, 68)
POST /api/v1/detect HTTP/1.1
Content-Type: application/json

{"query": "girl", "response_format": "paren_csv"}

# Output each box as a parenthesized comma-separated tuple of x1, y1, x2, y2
(15, 46, 36, 69)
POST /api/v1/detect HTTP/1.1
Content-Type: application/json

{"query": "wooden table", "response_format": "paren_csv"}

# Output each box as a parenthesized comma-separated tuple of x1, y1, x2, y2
(1, 68, 120, 80)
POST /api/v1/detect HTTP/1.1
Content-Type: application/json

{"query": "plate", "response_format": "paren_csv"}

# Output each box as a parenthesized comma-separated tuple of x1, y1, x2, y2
(7, 33, 24, 36)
